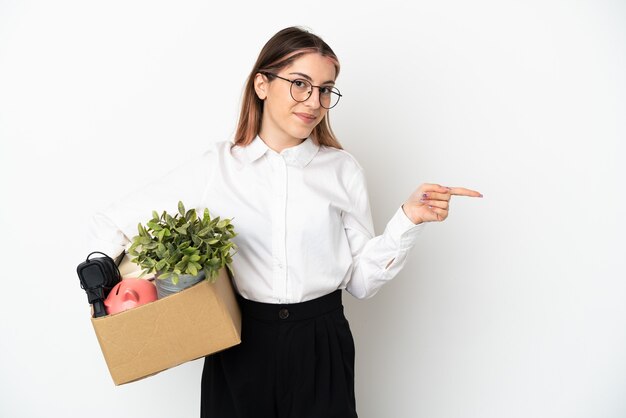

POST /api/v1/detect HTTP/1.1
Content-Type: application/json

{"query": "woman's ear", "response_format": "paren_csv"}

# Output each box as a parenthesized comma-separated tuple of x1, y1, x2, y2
(253, 73, 268, 100)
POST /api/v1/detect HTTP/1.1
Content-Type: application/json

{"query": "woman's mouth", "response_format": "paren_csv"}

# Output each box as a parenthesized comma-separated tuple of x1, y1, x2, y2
(294, 113, 317, 124)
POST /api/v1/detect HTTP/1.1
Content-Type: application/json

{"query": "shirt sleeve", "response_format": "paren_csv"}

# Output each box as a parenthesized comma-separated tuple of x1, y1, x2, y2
(343, 167, 426, 299)
(85, 146, 218, 260)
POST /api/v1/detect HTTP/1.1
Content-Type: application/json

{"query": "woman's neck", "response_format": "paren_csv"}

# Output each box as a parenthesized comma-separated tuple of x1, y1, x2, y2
(258, 131, 305, 153)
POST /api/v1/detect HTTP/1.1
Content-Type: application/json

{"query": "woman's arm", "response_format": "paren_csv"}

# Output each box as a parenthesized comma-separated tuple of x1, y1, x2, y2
(85, 146, 219, 259)
(342, 167, 426, 299)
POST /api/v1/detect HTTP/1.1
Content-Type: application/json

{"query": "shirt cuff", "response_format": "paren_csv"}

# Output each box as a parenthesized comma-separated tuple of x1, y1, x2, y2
(383, 205, 426, 250)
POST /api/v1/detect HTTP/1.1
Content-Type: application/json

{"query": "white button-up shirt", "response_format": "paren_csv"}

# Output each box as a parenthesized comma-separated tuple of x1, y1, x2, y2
(87, 135, 426, 303)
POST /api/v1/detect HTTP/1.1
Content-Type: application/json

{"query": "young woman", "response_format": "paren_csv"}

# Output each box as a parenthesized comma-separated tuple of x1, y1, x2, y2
(88, 26, 482, 418)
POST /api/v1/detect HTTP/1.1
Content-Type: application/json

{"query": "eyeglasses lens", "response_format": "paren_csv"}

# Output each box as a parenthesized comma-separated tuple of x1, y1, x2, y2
(290, 79, 340, 109)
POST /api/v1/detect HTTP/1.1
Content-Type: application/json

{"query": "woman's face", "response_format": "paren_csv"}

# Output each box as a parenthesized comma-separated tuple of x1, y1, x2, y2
(255, 52, 337, 144)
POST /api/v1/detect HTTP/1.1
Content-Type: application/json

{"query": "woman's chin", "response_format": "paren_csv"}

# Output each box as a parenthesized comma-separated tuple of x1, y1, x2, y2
(288, 127, 313, 140)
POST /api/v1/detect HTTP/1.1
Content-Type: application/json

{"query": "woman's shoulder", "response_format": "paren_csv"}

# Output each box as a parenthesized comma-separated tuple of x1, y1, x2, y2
(171, 140, 234, 172)
(204, 139, 233, 152)
(318, 143, 364, 175)
(193, 139, 236, 159)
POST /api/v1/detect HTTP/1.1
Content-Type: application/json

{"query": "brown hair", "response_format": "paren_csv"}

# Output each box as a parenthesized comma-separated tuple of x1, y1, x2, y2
(233, 26, 343, 150)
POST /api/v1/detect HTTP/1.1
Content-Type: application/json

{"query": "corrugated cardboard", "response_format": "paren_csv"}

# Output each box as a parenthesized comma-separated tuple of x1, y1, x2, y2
(90, 258, 241, 386)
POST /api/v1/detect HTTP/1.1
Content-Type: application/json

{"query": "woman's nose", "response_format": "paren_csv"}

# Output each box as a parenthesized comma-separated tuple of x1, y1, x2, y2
(304, 87, 322, 108)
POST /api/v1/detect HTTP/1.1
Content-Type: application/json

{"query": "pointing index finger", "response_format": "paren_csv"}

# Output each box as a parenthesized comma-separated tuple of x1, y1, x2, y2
(447, 187, 483, 197)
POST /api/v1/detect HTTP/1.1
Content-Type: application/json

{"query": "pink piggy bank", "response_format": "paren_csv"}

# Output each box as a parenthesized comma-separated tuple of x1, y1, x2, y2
(104, 278, 158, 315)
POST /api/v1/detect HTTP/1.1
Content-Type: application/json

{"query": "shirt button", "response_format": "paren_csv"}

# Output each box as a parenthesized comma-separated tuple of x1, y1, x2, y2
(279, 308, 289, 319)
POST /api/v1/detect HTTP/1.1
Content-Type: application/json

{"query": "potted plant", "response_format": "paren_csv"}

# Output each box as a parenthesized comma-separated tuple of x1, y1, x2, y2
(127, 201, 238, 298)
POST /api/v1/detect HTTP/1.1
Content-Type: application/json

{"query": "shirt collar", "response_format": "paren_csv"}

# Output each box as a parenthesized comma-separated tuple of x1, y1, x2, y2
(245, 134, 320, 168)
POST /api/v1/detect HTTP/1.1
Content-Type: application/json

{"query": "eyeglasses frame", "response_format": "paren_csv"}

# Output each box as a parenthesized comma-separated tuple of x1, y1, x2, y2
(258, 71, 342, 109)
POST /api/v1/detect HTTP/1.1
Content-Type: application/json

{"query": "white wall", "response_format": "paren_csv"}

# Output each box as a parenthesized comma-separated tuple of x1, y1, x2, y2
(1, 1, 624, 417)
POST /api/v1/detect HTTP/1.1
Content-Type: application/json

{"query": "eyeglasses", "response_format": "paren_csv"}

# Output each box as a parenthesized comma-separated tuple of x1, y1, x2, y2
(259, 71, 342, 109)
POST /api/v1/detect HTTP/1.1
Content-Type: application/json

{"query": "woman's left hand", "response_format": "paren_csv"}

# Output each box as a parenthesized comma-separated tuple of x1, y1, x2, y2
(402, 183, 483, 225)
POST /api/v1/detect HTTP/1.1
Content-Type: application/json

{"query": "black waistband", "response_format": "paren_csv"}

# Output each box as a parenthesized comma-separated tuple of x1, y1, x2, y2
(236, 289, 343, 321)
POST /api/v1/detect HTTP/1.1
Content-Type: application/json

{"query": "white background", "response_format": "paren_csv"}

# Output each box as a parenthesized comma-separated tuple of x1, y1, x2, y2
(1, 1, 624, 417)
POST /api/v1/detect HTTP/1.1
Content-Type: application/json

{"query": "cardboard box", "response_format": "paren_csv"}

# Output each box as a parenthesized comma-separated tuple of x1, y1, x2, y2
(90, 257, 241, 385)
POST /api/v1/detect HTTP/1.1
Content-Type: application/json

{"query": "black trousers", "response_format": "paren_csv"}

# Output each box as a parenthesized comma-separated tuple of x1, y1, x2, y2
(201, 289, 358, 418)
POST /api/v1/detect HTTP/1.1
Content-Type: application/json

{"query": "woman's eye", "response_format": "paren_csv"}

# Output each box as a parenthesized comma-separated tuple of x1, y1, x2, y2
(294, 80, 307, 88)
(319, 87, 332, 95)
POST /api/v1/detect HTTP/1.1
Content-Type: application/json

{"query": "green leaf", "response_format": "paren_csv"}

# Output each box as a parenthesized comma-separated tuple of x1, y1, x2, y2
(178, 201, 185, 216)
(152, 210, 159, 221)
(188, 263, 198, 276)
(128, 242, 139, 254)
(197, 226, 211, 237)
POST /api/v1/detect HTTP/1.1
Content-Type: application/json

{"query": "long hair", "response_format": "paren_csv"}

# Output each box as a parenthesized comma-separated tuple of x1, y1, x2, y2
(233, 26, 343, 150)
